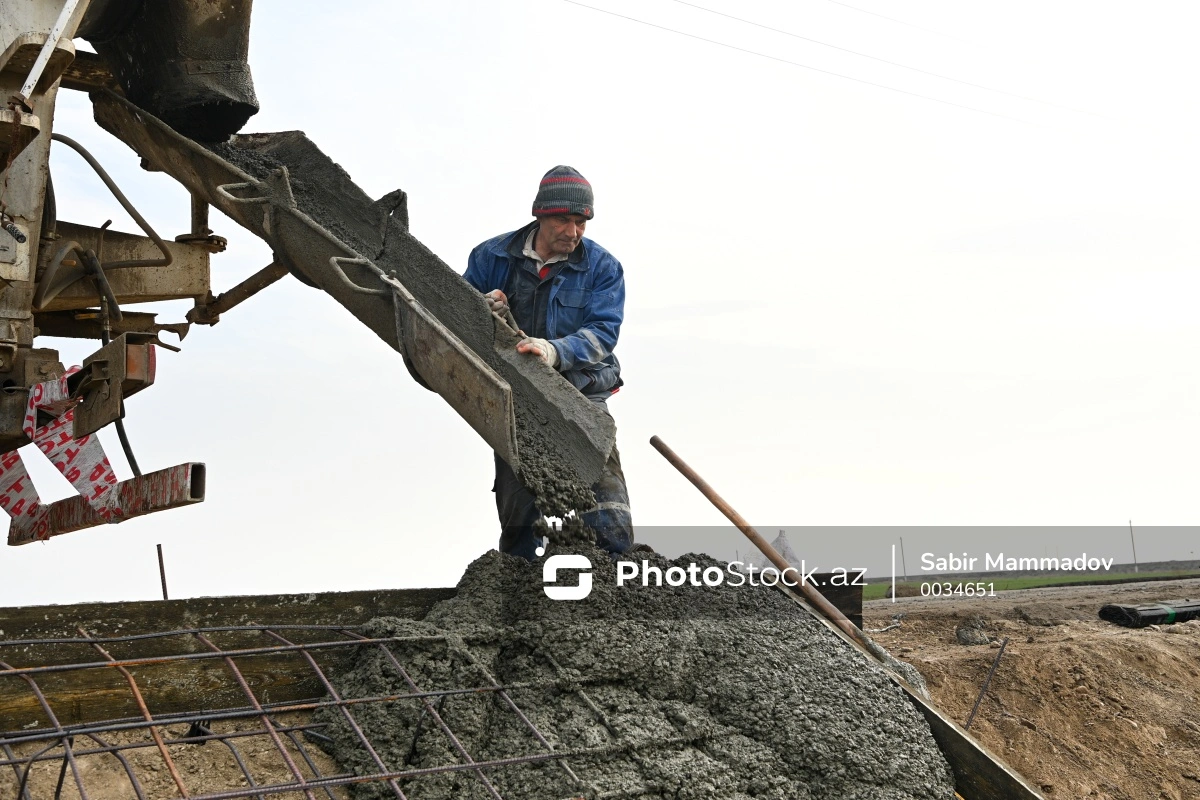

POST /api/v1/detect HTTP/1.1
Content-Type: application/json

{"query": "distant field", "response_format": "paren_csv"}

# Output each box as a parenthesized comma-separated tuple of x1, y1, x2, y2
(860, 570, 1200, 601)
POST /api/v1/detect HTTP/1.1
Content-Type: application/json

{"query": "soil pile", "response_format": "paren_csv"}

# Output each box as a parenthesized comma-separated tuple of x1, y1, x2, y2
(868, 578, 1200, 799)
(319, 547, 956, 799)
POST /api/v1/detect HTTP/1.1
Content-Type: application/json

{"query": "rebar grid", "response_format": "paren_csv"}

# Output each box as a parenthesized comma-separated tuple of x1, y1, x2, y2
(0, 624, 715, 799)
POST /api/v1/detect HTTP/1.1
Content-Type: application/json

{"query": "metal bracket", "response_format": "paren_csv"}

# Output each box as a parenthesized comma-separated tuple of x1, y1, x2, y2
(328, 256, 388, 296)
(67, 333, 157, 438)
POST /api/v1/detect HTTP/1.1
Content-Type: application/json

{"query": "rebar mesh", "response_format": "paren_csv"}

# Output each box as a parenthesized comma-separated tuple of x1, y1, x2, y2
(0, 624, 709, 799)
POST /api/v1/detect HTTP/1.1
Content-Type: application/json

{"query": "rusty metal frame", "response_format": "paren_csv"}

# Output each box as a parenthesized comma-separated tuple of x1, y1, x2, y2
(7, 462, 205, 546)
(0, 624, 718, 799)
(35, 221, 211, 313)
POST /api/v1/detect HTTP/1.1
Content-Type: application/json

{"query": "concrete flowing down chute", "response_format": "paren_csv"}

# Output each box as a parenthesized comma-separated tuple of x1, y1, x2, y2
(91, 91, 615, 489)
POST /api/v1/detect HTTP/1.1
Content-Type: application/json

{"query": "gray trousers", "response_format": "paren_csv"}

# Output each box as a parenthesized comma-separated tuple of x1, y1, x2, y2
(493, 441, 634, 560)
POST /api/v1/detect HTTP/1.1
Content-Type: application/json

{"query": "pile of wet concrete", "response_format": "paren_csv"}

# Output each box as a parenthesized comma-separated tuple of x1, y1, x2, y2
(317, 547, 957, 799)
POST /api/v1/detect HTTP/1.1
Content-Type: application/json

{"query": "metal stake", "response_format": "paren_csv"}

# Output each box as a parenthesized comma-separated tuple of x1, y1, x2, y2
(964, 637, 1008, 731)
(157, 544, 168, 600)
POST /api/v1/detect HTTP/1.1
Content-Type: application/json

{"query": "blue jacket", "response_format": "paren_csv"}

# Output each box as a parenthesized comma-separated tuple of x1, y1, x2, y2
(465, 222, 625, 397)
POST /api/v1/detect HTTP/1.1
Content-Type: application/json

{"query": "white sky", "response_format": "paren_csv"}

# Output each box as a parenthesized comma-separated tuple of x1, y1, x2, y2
(3, 0, 1197, 605)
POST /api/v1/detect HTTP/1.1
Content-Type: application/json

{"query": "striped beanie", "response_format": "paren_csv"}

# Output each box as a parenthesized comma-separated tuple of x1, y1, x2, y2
(532, 165, 594, 220)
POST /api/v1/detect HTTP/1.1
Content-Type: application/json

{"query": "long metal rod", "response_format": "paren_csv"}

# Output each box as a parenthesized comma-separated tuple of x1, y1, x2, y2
(156, 544, 168, 600)
(192, 632, 318, 800)
(0, 661, 89, 800)
(210, 261, 289, 314)
(16, 0, 83, 103)
(1, 743, 34, 800)
(262, 629, 408, 800)
(0, 623, 395, 647)
(273, 723, 338, 800)
(0, 634, 440, 677)
(370, 641, 504, 800)
(190, 261, 290, 324)
(1, 680, 592, 751)
(76, 628, 191, 798)
(84, 734, 147, 800)
(964, 637, 1009, 731)
(451, 640, 589, 791)
(648, 435, 876, 652)
(2, 722, 329, 768)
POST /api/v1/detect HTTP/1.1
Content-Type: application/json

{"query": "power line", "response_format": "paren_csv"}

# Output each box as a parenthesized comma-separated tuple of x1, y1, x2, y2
(560, 0, 1030, 124)
(822, 0, 972, 44)
(664, 0, 1058, 109)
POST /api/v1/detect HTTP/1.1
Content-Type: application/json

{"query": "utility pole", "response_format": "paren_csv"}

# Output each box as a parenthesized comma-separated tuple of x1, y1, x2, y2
(899, 536, 909, 583)
(1129, 520, 1138, 573)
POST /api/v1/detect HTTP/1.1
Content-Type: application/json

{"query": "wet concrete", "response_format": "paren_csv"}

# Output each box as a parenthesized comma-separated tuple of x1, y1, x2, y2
(205, 134, 606, 529)
(319, 547, 957, 799)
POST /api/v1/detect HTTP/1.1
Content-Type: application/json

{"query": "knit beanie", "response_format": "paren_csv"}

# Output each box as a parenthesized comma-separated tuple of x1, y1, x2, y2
(532, 165, 594, 219)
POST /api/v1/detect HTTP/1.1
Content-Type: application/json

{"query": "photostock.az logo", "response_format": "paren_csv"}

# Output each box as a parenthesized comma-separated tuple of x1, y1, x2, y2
(542, 554, 593, 600)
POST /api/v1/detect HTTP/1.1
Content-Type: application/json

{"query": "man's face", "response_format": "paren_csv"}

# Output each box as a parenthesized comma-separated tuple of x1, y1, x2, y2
(538, 214, 588, 256)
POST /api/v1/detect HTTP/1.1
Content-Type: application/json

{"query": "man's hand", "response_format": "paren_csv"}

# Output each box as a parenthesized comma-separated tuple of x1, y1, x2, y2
(517, 336, 558, 368)
(484, 289, 509, 315)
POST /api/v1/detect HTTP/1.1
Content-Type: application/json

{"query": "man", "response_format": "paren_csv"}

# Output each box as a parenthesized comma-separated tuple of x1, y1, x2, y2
(464, 165, 632, 560)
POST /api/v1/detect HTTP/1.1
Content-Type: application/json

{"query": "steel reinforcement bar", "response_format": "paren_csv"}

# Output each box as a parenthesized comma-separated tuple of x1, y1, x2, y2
(0, 623, 718, 799)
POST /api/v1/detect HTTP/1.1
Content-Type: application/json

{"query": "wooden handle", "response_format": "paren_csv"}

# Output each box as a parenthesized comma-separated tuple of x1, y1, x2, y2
(649, 435, 874, 650)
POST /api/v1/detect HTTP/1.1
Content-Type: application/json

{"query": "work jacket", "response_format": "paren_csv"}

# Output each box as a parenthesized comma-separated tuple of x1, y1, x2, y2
(465, 222, 624, 398)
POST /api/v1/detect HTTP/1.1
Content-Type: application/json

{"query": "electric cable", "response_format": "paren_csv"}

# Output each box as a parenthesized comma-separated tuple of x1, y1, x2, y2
(89, 227, 142, 479)
(821, 0, 971, 44)
(96, 290, 143, 479)
(664, 0, 1071, 110)
(560, 0, 1030, 124)
(49, 133, 173, 269)
(113, 414, 142, 477)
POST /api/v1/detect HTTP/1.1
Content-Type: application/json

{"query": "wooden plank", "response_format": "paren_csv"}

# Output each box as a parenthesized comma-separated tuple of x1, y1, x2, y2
(0, 588, 455, 730)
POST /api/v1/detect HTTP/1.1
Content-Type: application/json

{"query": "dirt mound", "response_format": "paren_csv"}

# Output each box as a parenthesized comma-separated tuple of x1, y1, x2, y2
(319, 547, 956, 799)
(868, 579, 1200, 799)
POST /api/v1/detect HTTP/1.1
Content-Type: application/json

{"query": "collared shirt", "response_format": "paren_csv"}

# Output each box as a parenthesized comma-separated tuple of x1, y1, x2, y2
(522, 226, 569, 278)
(508, 224, 569, 339)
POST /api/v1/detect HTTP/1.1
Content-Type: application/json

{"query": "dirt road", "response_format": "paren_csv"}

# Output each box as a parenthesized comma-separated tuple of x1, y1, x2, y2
(866, 578, 1200, 800)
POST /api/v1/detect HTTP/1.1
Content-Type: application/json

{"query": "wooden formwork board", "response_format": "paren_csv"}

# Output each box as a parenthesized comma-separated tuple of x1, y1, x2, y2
(0, 588, 453, 729)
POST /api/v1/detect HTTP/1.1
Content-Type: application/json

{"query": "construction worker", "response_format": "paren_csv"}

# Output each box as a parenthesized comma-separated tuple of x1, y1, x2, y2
(464, 166, 633, 560)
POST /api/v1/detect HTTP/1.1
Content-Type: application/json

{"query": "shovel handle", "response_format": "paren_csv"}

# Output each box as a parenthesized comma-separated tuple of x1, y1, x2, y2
(649, 435, 874, 650)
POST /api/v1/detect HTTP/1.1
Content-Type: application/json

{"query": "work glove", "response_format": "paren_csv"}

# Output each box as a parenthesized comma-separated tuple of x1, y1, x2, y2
(483, 289, 509, 315)
(517, 336, 559, 368)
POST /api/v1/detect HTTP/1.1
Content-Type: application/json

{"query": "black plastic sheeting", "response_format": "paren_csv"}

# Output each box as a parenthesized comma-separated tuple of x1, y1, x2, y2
(1099, 601, 1200, 628)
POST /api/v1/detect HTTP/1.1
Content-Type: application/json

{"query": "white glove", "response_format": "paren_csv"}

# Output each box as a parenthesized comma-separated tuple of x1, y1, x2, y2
(484, 289, 509, 315)
(517, 336, 558, 368)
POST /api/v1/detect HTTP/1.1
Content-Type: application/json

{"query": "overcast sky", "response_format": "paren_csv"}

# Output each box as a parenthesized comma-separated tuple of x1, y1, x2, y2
(3, 0, 1197, 606)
